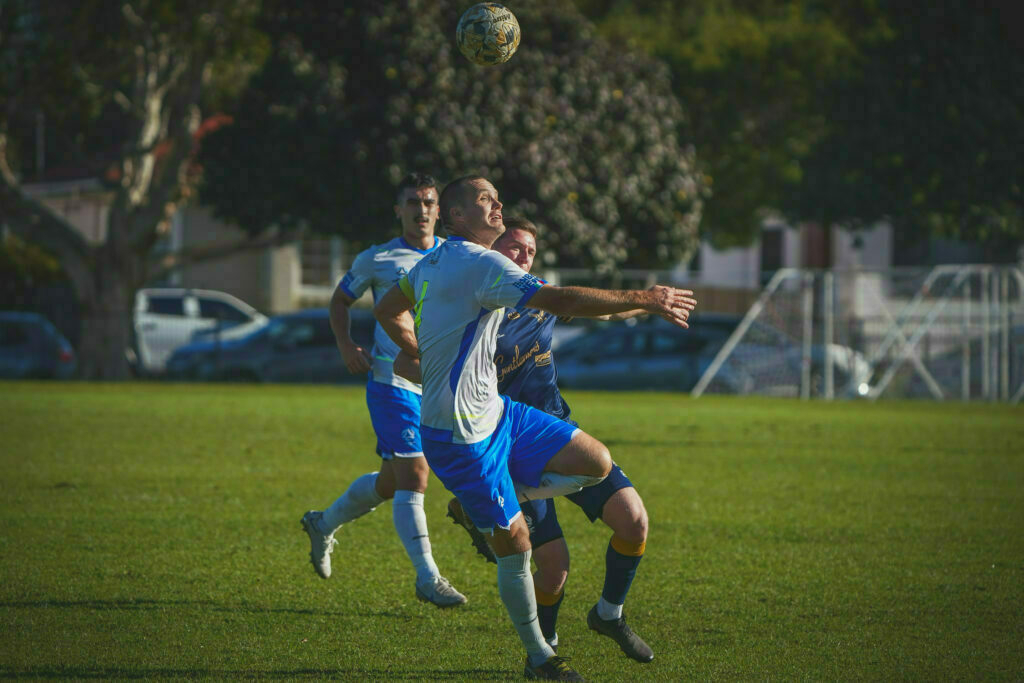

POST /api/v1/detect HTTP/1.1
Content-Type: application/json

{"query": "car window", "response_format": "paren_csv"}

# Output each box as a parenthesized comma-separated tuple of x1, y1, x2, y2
(311, 318, 337, 347)
(651, 331, 707, 354)
(198, 298, 250, 323)
(0, 322, 30, 346)
(745, 322, 786, 347)
(147, 296, 185, 316)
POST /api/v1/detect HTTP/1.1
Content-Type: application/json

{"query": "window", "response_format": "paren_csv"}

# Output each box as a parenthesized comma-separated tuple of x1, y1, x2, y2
(0, 322, 30, 346)
(310, 318, 337, 347)
(199, 298, 250, 324)
(651, 331, 706, 354)
(146, 296, 185, 316)
(301, 237, 344, 287)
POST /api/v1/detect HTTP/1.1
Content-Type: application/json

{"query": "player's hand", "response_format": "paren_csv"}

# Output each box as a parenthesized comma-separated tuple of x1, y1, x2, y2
(647, 285, 697, 329)
(339, 343, 372, 374)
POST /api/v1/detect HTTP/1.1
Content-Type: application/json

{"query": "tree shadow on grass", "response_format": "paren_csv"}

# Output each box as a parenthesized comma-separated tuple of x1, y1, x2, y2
(0, 667, 511, 680)
(0, 598, 414, 620)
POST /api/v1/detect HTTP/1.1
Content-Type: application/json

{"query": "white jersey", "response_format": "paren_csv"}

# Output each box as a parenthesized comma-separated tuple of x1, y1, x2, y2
(399, 236, 544, 444)
(338, 235, 444, 393)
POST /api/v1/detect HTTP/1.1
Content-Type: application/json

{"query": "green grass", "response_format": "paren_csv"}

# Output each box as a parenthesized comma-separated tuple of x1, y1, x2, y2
(1, 381, 1022, 680)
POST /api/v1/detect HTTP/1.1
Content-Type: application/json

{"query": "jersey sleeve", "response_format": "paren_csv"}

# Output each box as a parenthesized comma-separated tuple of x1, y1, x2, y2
(475, 250, 545, 311)
(337, 249, 374, 300)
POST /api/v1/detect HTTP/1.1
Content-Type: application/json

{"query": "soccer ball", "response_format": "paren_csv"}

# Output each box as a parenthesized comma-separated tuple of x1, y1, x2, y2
(456, 3, 521, 66)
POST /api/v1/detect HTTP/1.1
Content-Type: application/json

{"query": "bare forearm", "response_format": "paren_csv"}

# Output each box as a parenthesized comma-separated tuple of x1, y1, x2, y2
(377, 313, 418, 356)
(531, 286, 651, 318)
(393, 350, 422, 384)
(531, 283, 696, 329)
(328, 289, 355, 349)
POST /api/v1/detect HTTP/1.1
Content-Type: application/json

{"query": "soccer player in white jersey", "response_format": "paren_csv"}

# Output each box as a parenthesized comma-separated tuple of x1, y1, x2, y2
(373, 175, 696, 681)
(300, 172, 466, 608)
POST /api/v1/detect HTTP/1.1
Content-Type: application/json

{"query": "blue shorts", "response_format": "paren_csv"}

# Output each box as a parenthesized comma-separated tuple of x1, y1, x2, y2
(523, 463, 635, 547)
(422, 396, 579, 532)
(365, 381, 422, 459)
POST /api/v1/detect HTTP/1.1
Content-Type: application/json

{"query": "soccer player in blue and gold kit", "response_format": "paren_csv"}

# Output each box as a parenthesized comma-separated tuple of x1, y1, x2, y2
(453, 216, 658, 663)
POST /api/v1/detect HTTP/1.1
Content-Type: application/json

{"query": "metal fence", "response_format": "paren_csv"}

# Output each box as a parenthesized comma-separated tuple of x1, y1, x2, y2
(691, 265, 1024, 403)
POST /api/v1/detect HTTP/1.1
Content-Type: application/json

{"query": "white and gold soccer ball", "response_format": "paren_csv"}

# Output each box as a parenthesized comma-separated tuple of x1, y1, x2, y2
(456, 3, 521, 66)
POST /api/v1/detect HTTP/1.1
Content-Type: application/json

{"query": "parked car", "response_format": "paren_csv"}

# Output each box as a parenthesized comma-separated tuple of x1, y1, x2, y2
(0, 312, 77, 379)
(131, 288, 268, 375)
(901, 324, 1023, 399)
(554, 313, 873, 397)
(165, 307, 375, 384)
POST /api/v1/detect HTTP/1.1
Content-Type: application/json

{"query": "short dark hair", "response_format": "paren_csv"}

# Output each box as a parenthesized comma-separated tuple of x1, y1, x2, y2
(497, 216, 538, 240)
(439, 175, 486, 230)
(396, 172, 438, 202)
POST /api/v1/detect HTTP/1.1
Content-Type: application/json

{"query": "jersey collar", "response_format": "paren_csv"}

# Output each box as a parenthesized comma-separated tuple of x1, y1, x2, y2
(399, 235, 442, 254)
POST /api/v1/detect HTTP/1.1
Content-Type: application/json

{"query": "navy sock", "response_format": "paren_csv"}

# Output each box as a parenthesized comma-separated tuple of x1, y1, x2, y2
(536, 591, 563, 641)
(602, 537, 644, 606)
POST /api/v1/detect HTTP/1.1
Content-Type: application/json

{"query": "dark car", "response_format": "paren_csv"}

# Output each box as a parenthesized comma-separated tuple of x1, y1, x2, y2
(0, 312, 77, 379)
(554, 313, 872, 396)
(165, 307, 375, 383)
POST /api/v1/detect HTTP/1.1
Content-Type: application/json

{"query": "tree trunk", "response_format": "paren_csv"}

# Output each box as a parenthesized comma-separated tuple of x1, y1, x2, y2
(74, 247, 140, 381)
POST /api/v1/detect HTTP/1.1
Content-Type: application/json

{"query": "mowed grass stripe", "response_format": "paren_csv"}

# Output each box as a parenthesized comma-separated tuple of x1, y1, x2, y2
(1, 382, 1021, 680)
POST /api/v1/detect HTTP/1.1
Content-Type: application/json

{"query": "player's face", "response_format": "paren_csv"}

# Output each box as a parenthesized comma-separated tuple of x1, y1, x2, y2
(461, 179, 503, 234)
(494, 229, 537, 273)
(394, 186, 440, 239)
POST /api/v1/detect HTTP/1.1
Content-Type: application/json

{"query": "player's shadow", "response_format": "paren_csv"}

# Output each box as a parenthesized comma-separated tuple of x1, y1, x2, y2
(0, 666, 510, 680)
(0, 598, 413, 620)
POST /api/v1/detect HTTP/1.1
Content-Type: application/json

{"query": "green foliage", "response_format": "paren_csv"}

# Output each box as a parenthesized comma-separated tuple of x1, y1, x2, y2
(788, 1, 1024, 243)
(577, 0, 870, 247)
(2, 383, 1023, 679)
(579, 0, 1024, 247)
(0, 0, 268, 181)
(198, 0, 708, 271)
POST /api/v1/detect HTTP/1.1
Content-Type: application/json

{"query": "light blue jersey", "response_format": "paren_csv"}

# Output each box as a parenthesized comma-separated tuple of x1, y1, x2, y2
(398, 236, 544, 444)
(339, 236, 443, 393)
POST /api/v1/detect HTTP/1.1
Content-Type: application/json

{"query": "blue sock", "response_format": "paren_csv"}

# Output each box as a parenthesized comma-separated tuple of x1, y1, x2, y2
(602, 536, 644, 608)
(536, 592, 564, 642)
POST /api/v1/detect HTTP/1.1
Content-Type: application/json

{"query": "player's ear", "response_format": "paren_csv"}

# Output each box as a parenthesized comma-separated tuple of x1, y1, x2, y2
(393, 204, 401, 220)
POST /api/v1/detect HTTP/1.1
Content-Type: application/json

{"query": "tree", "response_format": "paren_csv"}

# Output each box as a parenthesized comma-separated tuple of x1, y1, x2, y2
(788, 1, 1024, 248)
(198, 0, 708, 275)
(0, 0, 269, 379)
(576, 0, 870, 247)
(578, 0, 1023, 253)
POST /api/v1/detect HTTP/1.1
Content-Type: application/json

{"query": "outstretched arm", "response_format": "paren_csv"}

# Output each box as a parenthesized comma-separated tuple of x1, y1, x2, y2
(529, 284, 696, 328)
(373, 284, 419, 356)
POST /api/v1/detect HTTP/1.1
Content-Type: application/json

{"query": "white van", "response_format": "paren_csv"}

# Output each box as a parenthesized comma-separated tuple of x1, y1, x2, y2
(132, 288, 268, 374)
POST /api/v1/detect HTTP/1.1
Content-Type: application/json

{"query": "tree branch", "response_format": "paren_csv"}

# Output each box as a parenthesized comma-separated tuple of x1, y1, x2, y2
(0, 134, 96, 301)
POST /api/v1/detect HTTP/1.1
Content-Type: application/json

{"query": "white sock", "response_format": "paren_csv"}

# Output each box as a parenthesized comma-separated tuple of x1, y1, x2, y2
(597, 596, 623, 621)
(392, 490, 440, 584)
(497, 550, 555, 667)
(318, 472, 385, 533)
(517, 472, 607, 502)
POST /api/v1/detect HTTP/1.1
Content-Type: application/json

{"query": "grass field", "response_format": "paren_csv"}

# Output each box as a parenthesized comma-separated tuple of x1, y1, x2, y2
(1, 381, 1022, 681)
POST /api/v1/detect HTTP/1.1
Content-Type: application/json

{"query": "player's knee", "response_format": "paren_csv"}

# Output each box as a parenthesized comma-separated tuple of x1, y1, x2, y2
(619, 509, 648, 546)
(534, 560, 568, 596)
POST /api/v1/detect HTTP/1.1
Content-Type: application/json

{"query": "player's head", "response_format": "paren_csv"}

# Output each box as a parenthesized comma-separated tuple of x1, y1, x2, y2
(493, 216, 537, 273)
(393, 172, 440, 241)
(439, 175, 503, 243)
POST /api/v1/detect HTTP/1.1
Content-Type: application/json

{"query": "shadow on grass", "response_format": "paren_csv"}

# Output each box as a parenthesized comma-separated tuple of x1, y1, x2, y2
(0, 598, 415, 620)
(0, 667, 510, 680)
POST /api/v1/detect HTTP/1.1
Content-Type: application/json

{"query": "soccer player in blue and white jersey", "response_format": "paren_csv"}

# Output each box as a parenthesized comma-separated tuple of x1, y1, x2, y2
(373, 176, 696, 681)
(299, 172, 466, 608)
